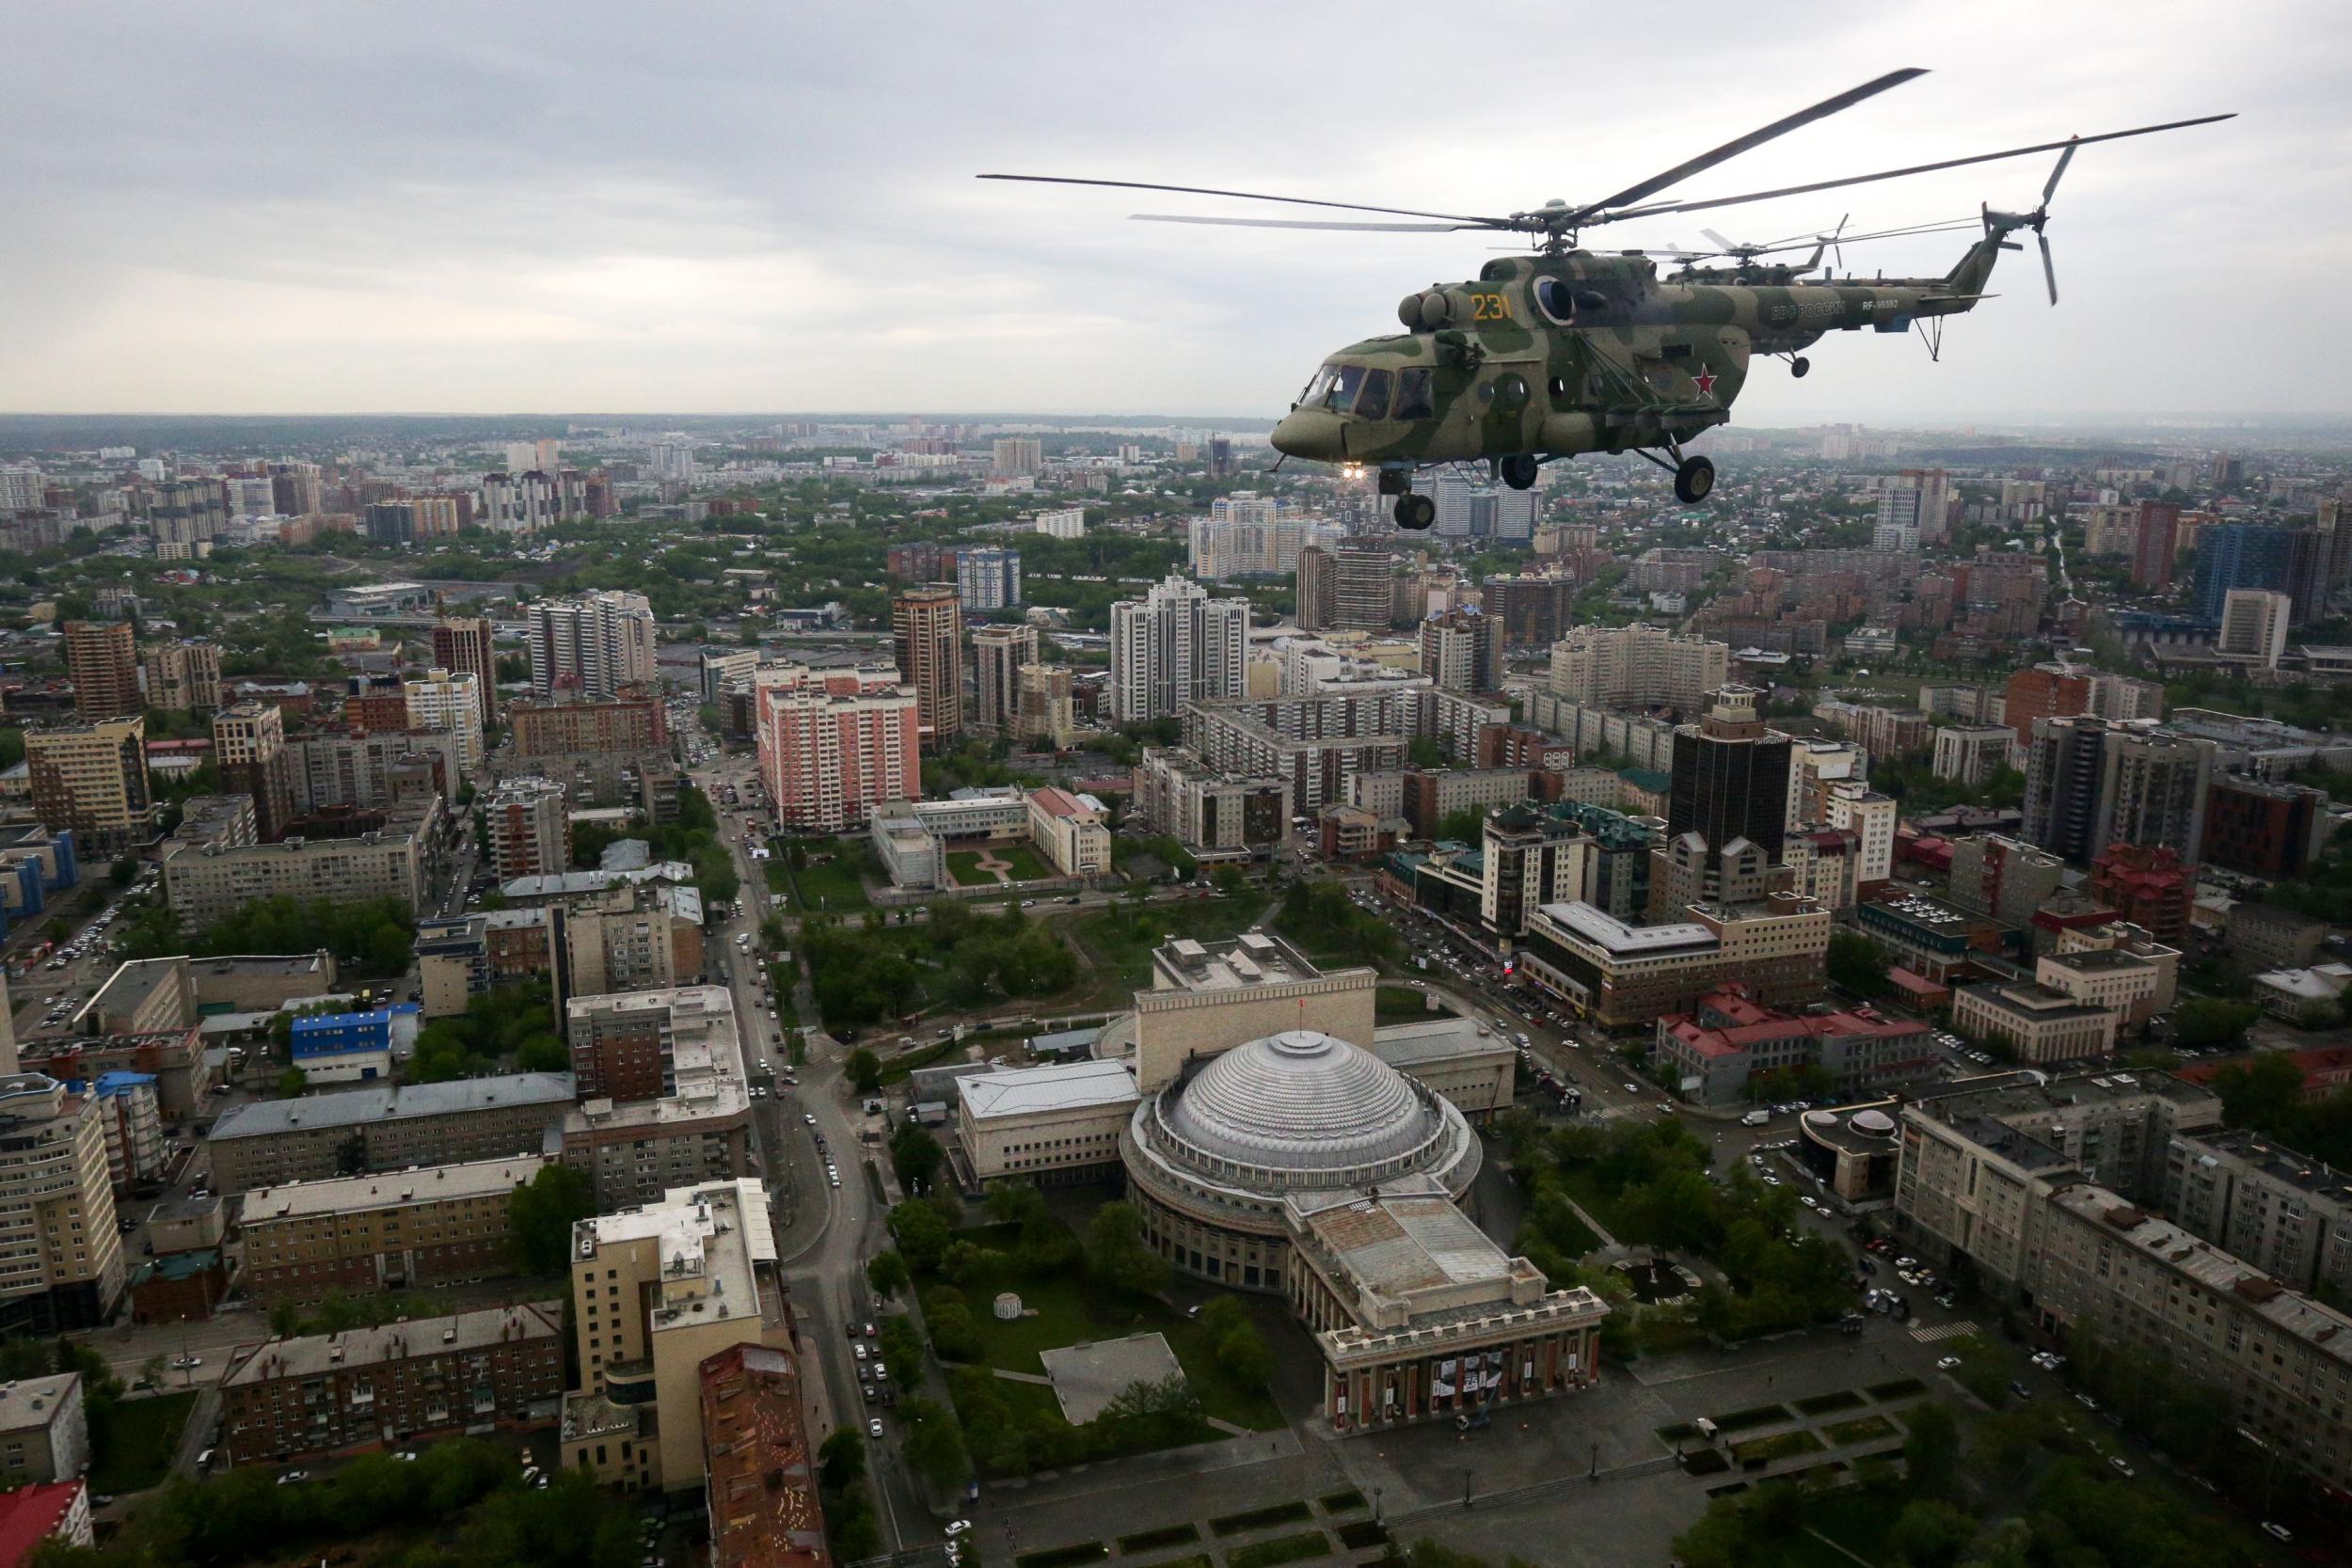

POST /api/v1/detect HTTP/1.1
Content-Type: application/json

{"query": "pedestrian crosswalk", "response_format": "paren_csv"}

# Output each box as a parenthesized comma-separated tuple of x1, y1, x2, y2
(1910, 1319, 1981, 1343)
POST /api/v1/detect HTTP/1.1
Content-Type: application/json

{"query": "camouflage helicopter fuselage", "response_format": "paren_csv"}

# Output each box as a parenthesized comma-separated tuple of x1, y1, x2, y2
(1267, 229, 2005, 472)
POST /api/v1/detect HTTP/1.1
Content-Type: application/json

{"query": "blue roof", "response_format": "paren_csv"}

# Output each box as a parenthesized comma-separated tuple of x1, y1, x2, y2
(92, 1070, 156, 1096)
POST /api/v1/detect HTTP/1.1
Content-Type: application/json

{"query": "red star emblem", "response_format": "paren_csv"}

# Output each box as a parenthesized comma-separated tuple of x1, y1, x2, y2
(1692, 364, 1719, 398)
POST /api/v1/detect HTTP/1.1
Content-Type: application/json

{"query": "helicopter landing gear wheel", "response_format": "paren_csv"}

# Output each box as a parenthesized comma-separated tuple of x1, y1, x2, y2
(1673, 455, 1715, 505)
(1790, 356, 1811, 378)
(1500, 453, 1540, 491)
(1394, 493, 1437, 531)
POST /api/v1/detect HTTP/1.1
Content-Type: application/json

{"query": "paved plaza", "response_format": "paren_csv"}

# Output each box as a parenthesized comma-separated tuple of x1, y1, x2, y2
(1041, 1331, 1186, 1423)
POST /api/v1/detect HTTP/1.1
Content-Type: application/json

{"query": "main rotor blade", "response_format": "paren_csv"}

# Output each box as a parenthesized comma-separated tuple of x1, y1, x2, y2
(1565, 67, 1928, 223)
(977, 173, 1505, 227)
(2042, 142, 2077, 205)
(1591, 112, 2235, 226)
(1700, 228, 1740, 250)
(2040, 232, 2058, 305)
(1132, 213, 1470, 233)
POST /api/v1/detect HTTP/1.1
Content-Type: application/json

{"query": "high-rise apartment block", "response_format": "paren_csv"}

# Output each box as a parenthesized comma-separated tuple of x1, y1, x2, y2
(1295, 545, 1337, 632)
(971, 623, 1038, 736)
(2217, 588, 2293, 668)
(2129, 499, 2180, 589)
(956, 547, 1022, 611)
(2003, 665, 2092, 748)
(403, 668, 486, 780)
(431, 617, 500, 722)
(0, 1074, 123, 1332)
(26, 720, 151, 857)
(1109, 575, 1249, 723)
(1548, 624, 1730, 711)
(63, 623, 140, 719)
(529, 592, 657, 700)
(1483, 575, 1576, 649)
(1418, 610, 1497, 694)
(754, 665, 920, 833)
(2202, 775, 2330, 879)
(1032, 507, 1086, 539)
(991, 437, 1041, 478)
(138, 640, 221, 714)
(1015, 663, 1076, 751)
(211, 700, 299, 843)
(891, 586, 963, 750)
(1931, 723, 2012, 785)
(1667, 688, 1791, 863)
(1332, 544, 1396, 633)
(485, 776, 570, 880)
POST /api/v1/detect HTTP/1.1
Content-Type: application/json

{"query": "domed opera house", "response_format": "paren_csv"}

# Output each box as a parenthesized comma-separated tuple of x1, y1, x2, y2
(1121, 1029, 1482, 1291)
(1120, 1029, 1610, 1435)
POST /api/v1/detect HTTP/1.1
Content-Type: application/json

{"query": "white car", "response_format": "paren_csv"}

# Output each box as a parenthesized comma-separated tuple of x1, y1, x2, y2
(1622, 1083, 1641, 1095)
(868, 1418, 884, 1438)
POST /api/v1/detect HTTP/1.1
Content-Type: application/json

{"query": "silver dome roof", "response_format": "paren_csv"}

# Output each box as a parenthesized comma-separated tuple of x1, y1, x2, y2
(1162, 1030, 1447, 1173)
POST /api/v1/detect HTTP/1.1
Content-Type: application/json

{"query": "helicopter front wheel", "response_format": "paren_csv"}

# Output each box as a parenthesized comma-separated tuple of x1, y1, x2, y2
(1394, 494, 1437, 530)
(1790, 356, 1811, 378)
(1673, 455, 1715, 505)
(1500, 454, 1540, 491)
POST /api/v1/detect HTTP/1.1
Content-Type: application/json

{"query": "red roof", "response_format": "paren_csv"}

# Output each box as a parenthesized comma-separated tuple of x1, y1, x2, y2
(1028, 786, 1084, 818)
(0, 1483, 81, 1568)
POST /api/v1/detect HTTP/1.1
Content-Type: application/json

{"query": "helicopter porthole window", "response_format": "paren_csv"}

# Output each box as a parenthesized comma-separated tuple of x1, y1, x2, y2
(1548, 376, 1567, 400)
(1534, 277, 1576, 325)
(1489, 373, 1528, 413)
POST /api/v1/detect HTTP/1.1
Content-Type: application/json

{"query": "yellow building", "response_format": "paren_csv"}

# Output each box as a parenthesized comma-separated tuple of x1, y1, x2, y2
(561, 1180, 788, 1492)
(25, 720, 151, 856)
(0, 1075, 123, 1330)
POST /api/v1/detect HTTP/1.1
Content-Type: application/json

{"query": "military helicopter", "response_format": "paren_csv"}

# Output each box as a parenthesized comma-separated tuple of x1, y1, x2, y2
(982, 71, 2231, 526)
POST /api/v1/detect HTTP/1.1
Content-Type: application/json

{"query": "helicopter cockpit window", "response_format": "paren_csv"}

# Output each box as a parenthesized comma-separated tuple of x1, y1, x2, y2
(1534, 277, 1577, 325)
(1393, 368, 1434, 420)
(1325, 364, 1366, 412)
(1353, 369, 1392, 420)
(1300, 366, 1339, 407)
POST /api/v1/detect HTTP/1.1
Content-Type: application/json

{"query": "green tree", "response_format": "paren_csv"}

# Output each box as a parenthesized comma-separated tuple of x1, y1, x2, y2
(1826, 928, 1893, 997)
(818, 1426, 866, 1490)
(108, 856, 138, 887)
(887, 1196, 955, 1275)
(1887, 1498, 1977, 1568)
(845, 1047, 882, 1093)
(2172, 997, 2261, 1050)
(890, 1122, 945, 1193)
(507, 1164, 597, 1275)
(878, 1315, 926, 1387)
(1902, 1400, 1962, 1497)
(277, 1066, 308, 1100)
(898, 1396, 971, 1489)
(866, 1251, 912, 1299)
(1085, 1201, 1170, 1296)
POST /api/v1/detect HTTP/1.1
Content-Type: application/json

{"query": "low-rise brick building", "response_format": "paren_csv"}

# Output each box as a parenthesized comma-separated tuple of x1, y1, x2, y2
(237, 1155, 548, 1302)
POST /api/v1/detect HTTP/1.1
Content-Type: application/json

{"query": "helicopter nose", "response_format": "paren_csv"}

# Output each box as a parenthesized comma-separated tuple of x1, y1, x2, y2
(1272, 407, 1345, 461)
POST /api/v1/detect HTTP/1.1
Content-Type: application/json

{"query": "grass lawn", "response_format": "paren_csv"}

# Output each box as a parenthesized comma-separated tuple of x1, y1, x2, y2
(1711, 1402, 1792, 1433)
(1056, 899, 1263, 1009)
(92, 1391, 198, 1493)
(789, 859, 870, 913)
(1822, 1415, 1899, 1446)
(1374, 985, 1451, 1024)
(879, 1036, 965, 1085)
(1793, 1390, 1865, 1417)
(1728, 1429, 1825, 1465)
(1225, 1531, 1328, 1568)
(1211, 1502, 1313, 1537)
(1017, 1546, 1108, 1568)
(946, 850, 999, 888)
(1118, 1526, 1200, 1554)
(1316, 1489, 1366, 1514)
(996, 843, 1053, 881)
(1735, 1486, 1904, 1568)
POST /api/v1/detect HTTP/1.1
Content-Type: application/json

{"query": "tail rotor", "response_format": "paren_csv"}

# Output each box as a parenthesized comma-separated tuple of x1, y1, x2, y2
(1982, 138, 2075, 304)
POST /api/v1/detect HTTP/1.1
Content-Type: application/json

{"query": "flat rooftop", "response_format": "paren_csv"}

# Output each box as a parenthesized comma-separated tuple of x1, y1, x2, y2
(2184, 1129, 2352, 1201)
(0, 1374, 82, 1434)
(957, 1059, 1137, 1121)
(210, 1072, 576, 1141)
(1537, 901, 1715, 955)
(224, 1301, 562, 1386)
(2041, 948, 2157, 977)
(1370, 1016, 1513, 1069)
(1291, 1185, 1515, 1297)
(576, 1180, 775, 1332)
(241, 1154, 550, 1221)
(1151, 928, 1327, 991)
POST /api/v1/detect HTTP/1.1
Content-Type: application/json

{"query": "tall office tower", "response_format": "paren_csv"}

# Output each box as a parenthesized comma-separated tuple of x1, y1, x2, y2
(149, 479, 226, 547)
(1333, 543, 1396, 632)
(1666, 686, 1792, 863)
(2022, 715, 2112, 863)
(1295, 545, 1338, 632)
(432, 617, 500, 722)
(1015, 663, 1075, 751)
(754, 665, 920, 833)
(2097, 727, 2214, 864)
(504, 438, 561, 476)
(213, 699, 299, 842)
(1896, 468, 1952, 544)
(62, 622, 141, 718)
(2129, 500, 2180, 590)
(2194, 524, 2296, 624)
(1483, 575, 1575, 649)
(2281, 525, 2332, 625)
(1419, 610, 1497, 694)
(26, 719, 151, 857)
(528, 592, 657, 700)
(2003, 664, 2094, 748)
(2217, 589, 2294, 669)
(2315, 497, 2352, 595)
(971, 623, 1039, 735)
(139, 640, 221, 714)
(1108, 575, 1249, 723)
(485, 776, 570, 880)
(991, 437, 1041, 478)
(403, 669, 487, 780)
(955, 547, 1023, 611)
(892, 586, 964, 751)
(268, 462, 324, 516)
(0, 1073, 124, 1330)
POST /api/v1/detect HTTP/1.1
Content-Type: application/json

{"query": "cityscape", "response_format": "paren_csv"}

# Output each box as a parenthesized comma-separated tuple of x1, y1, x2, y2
(1, 10, 2348, 1568)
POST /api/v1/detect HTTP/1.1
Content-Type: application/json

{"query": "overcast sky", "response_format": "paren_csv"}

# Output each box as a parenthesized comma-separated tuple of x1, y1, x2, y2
(1, 1, 2340, 423)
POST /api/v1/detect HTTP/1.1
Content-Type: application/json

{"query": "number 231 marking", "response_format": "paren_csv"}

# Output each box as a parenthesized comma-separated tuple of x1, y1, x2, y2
(1470, 292, 1511, 322)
